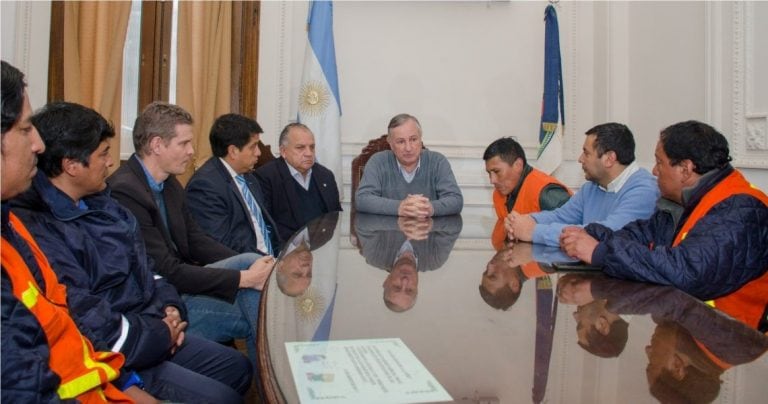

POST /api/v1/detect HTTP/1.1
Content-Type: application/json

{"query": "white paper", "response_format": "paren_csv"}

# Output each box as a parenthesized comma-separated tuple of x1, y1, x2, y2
(285, 338, 452, 404)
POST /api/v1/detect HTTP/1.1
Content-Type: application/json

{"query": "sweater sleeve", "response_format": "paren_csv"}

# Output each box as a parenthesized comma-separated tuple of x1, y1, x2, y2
(531, 186, 588, 246)
(429, 153, 463, 216)
(354, 153, 403, 215)
(589, 170, 659, 231)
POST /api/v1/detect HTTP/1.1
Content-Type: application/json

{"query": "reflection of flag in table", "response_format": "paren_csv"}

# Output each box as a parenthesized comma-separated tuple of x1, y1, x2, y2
(534, 5, 565, 175)
(533, 276, 557, 404)
(298, 0, 342, 183)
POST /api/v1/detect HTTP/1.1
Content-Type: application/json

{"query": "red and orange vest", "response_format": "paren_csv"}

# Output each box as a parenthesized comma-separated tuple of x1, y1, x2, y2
(491, 169, 571, 249)
(672, 170, 768, 330)
(1, 213, 131, 403)
(493, 168, 570, 219)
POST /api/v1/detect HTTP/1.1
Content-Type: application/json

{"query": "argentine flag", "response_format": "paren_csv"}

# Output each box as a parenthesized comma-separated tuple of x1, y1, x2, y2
(298, 1, 342, 186)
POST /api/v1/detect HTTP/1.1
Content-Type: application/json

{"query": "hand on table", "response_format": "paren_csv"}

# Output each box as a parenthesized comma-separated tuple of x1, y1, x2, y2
(398, 194, 433, 218)
(504, 211, 536, 242)
(559, 226, 598, 264)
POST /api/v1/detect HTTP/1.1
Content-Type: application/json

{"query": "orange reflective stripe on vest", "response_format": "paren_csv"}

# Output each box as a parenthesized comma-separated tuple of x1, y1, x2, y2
(671, 170, 768, 329)
(1, 213, 131, 403)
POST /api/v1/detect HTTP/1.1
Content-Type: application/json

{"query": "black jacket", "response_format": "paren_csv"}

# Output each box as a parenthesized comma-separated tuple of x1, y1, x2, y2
(186, 157, 282, 255)
(108, 155, 241, 302)
(255, 158, 342, 241)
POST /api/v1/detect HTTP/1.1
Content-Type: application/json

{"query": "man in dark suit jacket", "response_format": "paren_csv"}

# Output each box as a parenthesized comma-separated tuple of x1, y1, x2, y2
(255, 123, 342, 241)
(107, 102, 275, 366)
(186, 114, 282, 255)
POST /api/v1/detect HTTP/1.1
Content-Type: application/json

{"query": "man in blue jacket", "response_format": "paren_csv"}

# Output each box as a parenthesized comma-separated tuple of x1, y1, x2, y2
(561, 121, 768, 330)
(11, 102, 252, 403)
(1, 60, 138, 403)
(505, 123, 659, 246)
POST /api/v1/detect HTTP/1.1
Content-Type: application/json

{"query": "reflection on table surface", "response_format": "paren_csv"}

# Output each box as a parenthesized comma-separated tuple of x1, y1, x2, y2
(258, 211, 768, 404)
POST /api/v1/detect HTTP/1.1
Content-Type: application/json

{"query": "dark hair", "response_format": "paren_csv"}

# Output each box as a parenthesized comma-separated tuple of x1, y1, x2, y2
(660, 120, 731, 175)
(478, 266, 523, 311)
(585, 122, 635, 165)
(483, 137, 527, 166)
(648, 322, 722, 403)
(1, 60, 27, 135)
(133, 102, 193, 157)
(577, 314, 629, 358)
(649, 367, 721, 404)
(209, 114, 263, 158)
(31, 102, 115, 178)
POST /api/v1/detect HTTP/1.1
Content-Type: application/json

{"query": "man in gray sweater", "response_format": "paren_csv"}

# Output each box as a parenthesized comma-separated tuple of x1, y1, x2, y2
(355, 113, 463, 217)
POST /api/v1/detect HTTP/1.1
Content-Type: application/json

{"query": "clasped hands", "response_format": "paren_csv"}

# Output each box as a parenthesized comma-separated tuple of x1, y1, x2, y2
(162, 306, 186, 354)
(398, 194, 433, 218)
(503, 211, 536, 242)
(559, 226, 598, 264)
(398, 216, 433, 241)
(505, 211, 599, 263)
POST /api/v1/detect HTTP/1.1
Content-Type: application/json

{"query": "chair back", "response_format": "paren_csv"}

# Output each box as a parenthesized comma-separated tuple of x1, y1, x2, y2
(350, 135, 391, 206)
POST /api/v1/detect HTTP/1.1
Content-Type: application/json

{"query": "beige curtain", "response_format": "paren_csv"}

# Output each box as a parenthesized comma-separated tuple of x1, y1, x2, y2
(62, 1, 131, 173)
(176, 1, 232, 183)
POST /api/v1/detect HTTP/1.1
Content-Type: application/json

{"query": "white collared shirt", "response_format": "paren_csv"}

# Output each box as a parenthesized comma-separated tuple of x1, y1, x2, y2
(287, 163, 313, 190)
(601, 161, 639, 193)
(397, 158, 421, 184)
(221, 158, 268, 253)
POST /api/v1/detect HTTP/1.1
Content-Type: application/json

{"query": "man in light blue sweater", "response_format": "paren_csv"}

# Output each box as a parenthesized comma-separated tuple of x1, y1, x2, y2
(506, 123, 659, 246)
(355, 113, 463, 217)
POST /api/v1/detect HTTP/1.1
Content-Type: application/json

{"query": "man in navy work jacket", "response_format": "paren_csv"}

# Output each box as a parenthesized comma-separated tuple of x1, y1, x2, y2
(12, 102, 252, 403)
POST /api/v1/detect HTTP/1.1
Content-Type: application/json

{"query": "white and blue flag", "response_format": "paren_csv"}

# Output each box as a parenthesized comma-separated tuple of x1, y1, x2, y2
(298, 1, 342, 185)
(534, 4, 565, 175)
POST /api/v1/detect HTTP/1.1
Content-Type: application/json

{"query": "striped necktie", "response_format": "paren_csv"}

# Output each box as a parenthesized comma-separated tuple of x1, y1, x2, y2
(235, 175, 273, 255)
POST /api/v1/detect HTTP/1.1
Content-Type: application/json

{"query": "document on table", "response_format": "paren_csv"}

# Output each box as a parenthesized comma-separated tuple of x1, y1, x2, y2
(285, 338, 452, 404)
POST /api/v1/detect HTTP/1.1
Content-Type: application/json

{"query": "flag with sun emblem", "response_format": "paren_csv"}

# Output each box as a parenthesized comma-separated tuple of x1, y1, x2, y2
(298, 0, 342, 184)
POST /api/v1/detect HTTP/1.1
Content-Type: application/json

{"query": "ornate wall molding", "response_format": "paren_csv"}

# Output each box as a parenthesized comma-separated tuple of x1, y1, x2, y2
(729, 2, 768, 168)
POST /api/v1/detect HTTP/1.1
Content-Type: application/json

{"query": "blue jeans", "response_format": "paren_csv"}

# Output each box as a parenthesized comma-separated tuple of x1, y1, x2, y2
(183, 253, 261, 366)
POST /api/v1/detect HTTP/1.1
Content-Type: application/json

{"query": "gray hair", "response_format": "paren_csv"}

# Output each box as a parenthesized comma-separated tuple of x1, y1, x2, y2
(278, 122, 312, 147)
(387, 113, 422, 137)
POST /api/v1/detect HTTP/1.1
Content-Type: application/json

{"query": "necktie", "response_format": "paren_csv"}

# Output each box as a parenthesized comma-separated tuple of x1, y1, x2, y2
(235, 175, 273, 255)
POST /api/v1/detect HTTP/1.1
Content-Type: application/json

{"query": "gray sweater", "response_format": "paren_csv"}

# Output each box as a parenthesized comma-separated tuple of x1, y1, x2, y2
(355, 150, 463, 216)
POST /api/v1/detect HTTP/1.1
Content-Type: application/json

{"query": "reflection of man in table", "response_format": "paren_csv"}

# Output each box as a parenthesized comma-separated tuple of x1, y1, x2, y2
(480, 241, 559, 403)
(383, 252, 419, 312)
(558, 275, 768, 403)
(480, 242, 552, 311)
(275, 212, 339, 297)
(354, 213, 462, 311)
(276, 240, 312, 297)
(557, 275, 629, 358)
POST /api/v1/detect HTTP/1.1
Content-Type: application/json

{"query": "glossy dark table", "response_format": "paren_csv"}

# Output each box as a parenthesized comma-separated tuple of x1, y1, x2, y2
(258, 211, 768, 403)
